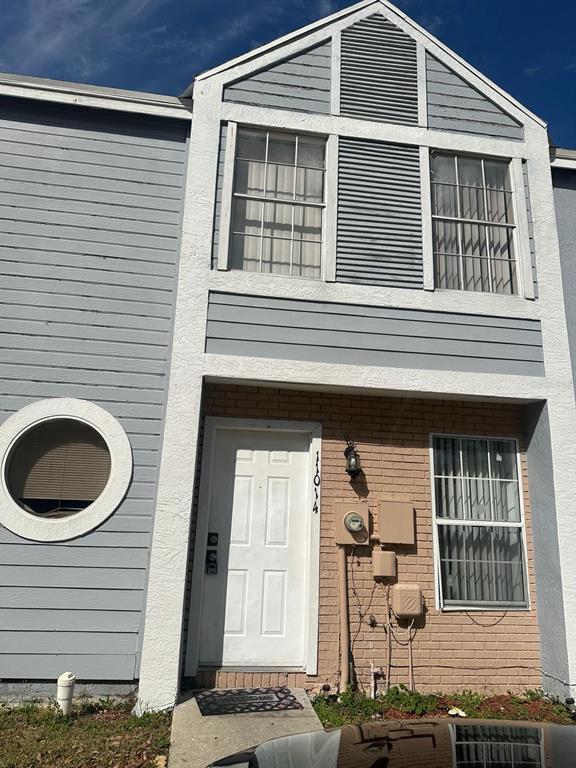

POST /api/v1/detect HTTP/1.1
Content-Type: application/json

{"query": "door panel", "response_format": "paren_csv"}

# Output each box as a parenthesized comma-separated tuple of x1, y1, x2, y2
(198, 429, 310, 668)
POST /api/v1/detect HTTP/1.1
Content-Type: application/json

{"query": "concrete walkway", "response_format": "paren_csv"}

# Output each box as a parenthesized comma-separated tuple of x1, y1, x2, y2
(168, 688, 323, 768)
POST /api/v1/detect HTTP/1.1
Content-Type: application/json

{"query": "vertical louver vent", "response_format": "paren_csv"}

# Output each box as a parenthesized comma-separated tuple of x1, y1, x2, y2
(336, 136, 423, 288)
(340, 14, 418, 125)
(212, 123, 228, 268)
(523, 162, 539, 298)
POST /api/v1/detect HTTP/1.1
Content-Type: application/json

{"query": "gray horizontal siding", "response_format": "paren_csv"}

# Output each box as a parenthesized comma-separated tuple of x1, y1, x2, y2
(336, 137, 423, 288)
(212, 123, 227, 269)
(426, 54, 523, 140)
(523, 161, 539, 298)
(0, 609, 140, 632)
(340, 14, 418, 125)
(224, 42, 331, 114)
(0, 654, 136, 680)
(206, 292, 545, 377)
(0, 96, 188, 680)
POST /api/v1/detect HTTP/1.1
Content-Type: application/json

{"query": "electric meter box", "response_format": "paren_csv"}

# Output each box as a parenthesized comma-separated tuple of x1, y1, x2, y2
(379, 501, 415, 545)
(372, 549, 396, 580)
(334, 502, 370, 545)
(391, 583, 423, 618)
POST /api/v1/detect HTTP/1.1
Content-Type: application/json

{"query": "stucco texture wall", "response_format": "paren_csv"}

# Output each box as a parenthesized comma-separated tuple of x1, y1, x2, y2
(190, 384, 541, 694)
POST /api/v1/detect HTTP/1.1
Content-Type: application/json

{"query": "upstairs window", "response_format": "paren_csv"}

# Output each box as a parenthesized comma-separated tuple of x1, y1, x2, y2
(431, 152, 517, 294)
(231, 128, 326, 278)
(432, 435, 528, 609)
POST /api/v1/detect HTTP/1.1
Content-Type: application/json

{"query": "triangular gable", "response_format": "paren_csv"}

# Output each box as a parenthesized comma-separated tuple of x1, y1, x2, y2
(187, 0, 544, 131)
(426, 53, 524, 140)
(223, 42, 331, 115)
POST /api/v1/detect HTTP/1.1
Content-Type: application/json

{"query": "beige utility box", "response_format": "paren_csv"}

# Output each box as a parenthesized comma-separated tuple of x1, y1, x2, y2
(334, 502, 370, 545)
(379, 501, 415, 545)
(372, 549, 396, 580)
(391, 583, 423, 618)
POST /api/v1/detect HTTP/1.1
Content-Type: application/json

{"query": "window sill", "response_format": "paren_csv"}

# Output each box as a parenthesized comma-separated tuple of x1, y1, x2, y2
(440, 604, 530, 613)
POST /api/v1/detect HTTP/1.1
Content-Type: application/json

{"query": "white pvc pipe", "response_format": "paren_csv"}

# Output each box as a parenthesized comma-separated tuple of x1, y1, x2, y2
(57, 671, 76, 716)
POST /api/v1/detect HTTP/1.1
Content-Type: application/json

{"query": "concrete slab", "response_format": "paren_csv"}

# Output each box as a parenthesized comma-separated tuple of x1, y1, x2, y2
(168, 688, 323, 768)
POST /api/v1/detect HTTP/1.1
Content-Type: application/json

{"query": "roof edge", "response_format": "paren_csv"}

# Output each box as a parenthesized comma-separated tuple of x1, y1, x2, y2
(378, 0, 546, 129)
(551, 147, 576, 170)
(0, 71, 191, 116)
(183, 0, 377, 92)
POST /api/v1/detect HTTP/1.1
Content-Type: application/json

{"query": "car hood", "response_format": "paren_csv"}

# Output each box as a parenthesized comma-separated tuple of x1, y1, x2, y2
(211, 719, 576, 768)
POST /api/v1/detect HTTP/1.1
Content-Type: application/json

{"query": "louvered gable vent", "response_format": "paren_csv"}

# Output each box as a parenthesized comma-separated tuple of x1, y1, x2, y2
(336, 137, 423, 288)
(340, 14, 418, 125)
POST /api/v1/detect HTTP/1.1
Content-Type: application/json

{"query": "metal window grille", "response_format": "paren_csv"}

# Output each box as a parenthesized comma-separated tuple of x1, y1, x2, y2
(432, 435, 528, 608)
(431, 152, 518, 294)
(452, 724, 543, 768)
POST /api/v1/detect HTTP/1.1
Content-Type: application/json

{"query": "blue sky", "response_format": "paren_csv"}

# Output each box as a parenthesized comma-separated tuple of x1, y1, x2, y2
(0, 0, 574, 147)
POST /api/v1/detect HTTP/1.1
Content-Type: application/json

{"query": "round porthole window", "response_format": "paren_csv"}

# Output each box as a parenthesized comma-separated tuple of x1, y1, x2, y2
(5, 419, 112, 519)
(0, 399, 132, 542)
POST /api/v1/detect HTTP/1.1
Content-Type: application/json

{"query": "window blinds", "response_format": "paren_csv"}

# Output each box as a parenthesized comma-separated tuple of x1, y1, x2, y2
(7, 419, 111, 502)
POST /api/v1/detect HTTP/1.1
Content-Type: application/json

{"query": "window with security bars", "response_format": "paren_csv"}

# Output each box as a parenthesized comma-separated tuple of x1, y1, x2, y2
(452, 724, 543, 768)
(431, 152, 517, 294)
(230, 127, 325, 278)
(432, 435, 528, 609)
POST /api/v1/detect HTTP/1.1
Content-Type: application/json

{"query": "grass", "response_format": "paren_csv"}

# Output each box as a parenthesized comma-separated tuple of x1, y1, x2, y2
(0, 697, 171, 768)
(312, 686, 574, 728)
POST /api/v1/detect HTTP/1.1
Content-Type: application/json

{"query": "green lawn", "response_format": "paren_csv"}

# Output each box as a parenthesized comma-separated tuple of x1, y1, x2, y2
(0, 698, 171, 768)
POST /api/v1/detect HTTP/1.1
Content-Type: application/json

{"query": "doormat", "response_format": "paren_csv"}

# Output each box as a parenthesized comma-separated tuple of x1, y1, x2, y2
(195, 686, 303, 716)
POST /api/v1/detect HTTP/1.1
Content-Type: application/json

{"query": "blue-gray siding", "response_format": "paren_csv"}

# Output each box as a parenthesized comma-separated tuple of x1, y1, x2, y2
(336, 137, 423, 288)
(0, 96, 188, 680)
(340, 14, 418, 125)
(426, 53, 524, 140)
(205, 292, 545, 377)
(223, 42, 331, 114)
(524, 161, 539, 298)
(212, 123, 227, 269)
(553, 168, 576, 388)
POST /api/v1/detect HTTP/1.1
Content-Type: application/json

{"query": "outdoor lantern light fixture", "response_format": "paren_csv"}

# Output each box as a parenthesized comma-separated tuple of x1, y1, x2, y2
(344, 434, 362, 478)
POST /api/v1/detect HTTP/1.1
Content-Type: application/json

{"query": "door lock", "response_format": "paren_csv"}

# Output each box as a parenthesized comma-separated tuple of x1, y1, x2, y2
(205, 550, 218, 574)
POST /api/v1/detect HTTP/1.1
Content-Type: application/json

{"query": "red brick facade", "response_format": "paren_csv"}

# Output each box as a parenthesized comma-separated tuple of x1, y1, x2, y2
(191, 383, 541, 694)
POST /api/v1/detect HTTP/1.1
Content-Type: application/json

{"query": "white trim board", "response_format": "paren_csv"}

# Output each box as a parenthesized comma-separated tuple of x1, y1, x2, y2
(184, 417, 322, 677)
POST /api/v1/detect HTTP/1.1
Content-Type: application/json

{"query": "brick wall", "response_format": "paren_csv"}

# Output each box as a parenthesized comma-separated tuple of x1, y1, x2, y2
(191, 384, 541, 694)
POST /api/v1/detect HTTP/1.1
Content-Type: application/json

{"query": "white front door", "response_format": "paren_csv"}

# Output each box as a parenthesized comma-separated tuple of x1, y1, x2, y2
(197, 428, 312, 668)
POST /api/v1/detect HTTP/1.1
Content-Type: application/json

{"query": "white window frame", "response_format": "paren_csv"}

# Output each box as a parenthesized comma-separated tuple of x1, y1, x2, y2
(427, 150, 535, 299)
(217, 121, 330, 280)
(0, 398, 132, 542)
(429, 432, 530, 612)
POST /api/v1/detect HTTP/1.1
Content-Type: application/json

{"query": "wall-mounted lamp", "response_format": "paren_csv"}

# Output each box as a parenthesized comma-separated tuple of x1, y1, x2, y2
(344, 434, 363, 478)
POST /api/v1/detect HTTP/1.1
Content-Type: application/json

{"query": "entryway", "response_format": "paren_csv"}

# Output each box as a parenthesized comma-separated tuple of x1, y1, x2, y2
(185, 419, 321, 677)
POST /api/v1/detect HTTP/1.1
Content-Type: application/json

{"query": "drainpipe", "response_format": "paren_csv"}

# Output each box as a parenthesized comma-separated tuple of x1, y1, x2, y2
(338, 545, 350, 692)
(57, 672, 76, 716)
